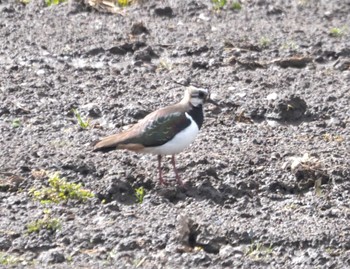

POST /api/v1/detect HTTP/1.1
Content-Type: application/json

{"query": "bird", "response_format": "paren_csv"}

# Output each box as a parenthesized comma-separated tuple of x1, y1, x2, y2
(93, 86, 217, 186)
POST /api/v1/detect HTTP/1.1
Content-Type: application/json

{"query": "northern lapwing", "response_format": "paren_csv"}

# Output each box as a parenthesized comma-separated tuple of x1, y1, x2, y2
(93, 86, 217, 186)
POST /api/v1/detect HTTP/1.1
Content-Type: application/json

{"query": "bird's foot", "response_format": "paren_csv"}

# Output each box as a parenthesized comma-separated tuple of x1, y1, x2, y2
(158, 177, 168, 186)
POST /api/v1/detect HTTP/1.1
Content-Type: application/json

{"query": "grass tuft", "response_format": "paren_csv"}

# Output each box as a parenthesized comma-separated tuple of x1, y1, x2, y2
(212, 0, 226, 9)
(135, 186, 145, 204)
(30, 172, 94, 204)
(118, 0, 131, 7)
(27, 210, 61, 234)
(329, 27, 345, 37)
(72, 109, 90, 129)
(245, 242, 273, 260)
(12, 119, 21, 128)
(27, 217, 61, 234)
(259, 37, 271, 48)
(45, 0, 66, 6)
(0, 252, 20, 266)
(231, 1, 242, 10)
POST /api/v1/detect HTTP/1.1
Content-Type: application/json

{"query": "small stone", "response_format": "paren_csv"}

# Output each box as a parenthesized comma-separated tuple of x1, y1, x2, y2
(192, 60, 208, 69)
(36, 69, 45, 76)
(80, 103, 101, 118)
(219, 244, 235, 258)
(123, 104, 150, 120)
(133, 46, 158, 62)
(265, 94, 307, 122)
(130, 22, 149, 35)
(154, 6, 173, 17)
(198, 13, 210, 21)
(0, 174, 23, 192)
(0, 236, 12, 250)
(91, 233, 105, 244)
(266, 92, 278, 101)
(117, 238, 139, 251)
(38, 249, 65, 264)
(326, 117, 340, 126)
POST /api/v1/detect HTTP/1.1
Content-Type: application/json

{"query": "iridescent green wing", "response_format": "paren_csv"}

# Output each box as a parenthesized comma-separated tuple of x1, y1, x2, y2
(127, 111, 191, 147)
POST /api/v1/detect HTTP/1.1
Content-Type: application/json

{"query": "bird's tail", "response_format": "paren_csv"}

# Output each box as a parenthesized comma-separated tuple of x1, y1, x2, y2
(92, 134, 122, 152)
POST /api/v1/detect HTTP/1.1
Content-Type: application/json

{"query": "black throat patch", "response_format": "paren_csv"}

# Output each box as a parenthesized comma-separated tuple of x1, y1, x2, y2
(188, 105, 204, 129)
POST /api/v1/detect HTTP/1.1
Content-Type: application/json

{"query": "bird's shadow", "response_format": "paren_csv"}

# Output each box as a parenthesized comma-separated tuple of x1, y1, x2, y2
(152, 178, 247, 205)
(96, 172, 250, 206)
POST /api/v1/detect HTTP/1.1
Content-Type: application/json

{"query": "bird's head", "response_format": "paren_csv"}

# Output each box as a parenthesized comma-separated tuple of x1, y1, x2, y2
(183, 86, 218, 107)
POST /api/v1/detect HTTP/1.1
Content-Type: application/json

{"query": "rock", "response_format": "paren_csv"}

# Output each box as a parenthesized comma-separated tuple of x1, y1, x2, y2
(130, 22, 149, 36)
(109, 46, 128, 55)
(334, 58, 350, 71)
(219, 244, 236, 258)
(186, 45, 209, 56)
(154, 6, 173, 17)
(0, 236, 12, 250)
(80, 103, 101, 118)
(123, 104, 150, 120)
(265, 94, 307, 122)
(116, 238, 139, 251)
(91, 233, 105, 244)
(38, 249, 65, 264)
(133, 46, 158, 62)
(267, 5, 284, 15)
(176, 214, 197, 245)
(0, 173, 23, 192)
(192, 60, 208, 69)
(97, 177, 135, 204)
(275, 56, 313, 68)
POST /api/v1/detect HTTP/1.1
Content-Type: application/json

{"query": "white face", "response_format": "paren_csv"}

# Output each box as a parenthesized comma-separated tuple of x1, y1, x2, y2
(189, 88, 208, 107)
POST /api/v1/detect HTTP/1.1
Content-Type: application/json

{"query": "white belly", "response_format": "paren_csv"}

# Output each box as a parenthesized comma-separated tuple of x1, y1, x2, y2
(142, 113, 199, 155)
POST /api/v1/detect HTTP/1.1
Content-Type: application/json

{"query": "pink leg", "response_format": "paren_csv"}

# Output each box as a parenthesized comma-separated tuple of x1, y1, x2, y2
(171, 155, 183, 186)
(158, 155, 166, 185)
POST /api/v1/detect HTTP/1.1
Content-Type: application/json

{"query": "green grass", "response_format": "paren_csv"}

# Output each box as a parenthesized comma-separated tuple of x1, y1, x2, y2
(30, 172, 94, 204)
(27, 217, 61, 234)
(72, 109, 90, 129)
(231, 1, 242, 10)
(281, 40, 298, 51)
(259, 37, 271, 48)
(329, 27, 345, 37)
(12, 118, 21, 128)
(245, 242, 273, 260)
(0, 252, 20, 266)
(118, 0, 131, 7)
(158, 58, 173, 70)
(212, 0, 227, 9)
(45, 0, 66, 6)
(135, 187, 145, 204)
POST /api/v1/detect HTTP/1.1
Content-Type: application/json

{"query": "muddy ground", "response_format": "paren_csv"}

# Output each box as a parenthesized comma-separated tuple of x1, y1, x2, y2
(1, 0, 350, 268)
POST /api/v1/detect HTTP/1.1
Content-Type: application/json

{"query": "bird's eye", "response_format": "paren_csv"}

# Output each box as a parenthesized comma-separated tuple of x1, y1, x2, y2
(198, 91, 205, 98)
